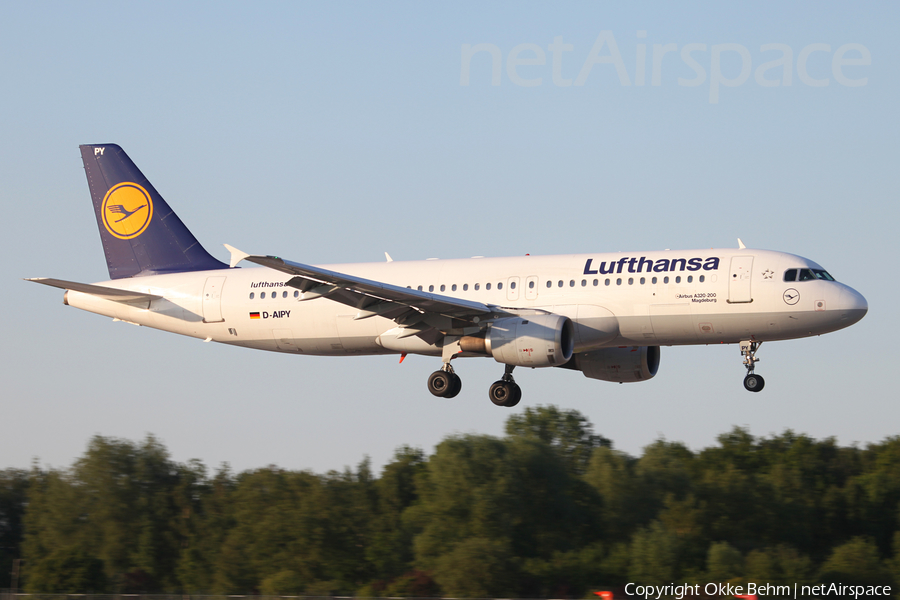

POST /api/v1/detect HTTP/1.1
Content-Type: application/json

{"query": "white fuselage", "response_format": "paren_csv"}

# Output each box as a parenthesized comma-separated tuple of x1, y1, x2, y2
(62, 248, 868, 359)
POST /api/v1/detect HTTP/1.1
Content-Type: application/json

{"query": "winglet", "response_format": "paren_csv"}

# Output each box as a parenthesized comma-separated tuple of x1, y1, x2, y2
(223, 244, 250, 268)
(738, 238, 746, 249)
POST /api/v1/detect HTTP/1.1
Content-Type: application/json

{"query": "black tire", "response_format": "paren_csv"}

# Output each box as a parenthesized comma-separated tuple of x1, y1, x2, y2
(445, 373, 462, 398)
(428, 371, 452, 397)
(503, 383, 522, 407)
(489, 381, 511, 406)
(743, 374, 765, 392)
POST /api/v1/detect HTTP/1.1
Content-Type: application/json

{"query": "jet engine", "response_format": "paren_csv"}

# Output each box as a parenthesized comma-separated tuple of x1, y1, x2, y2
(460, 314, 575, 368)
(563, 346, 660, 383)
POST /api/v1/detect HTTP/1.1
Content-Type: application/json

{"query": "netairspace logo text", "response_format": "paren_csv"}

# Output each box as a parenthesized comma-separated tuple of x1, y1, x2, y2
(625, 582, 892, 599)
(460, 31, 871, 103)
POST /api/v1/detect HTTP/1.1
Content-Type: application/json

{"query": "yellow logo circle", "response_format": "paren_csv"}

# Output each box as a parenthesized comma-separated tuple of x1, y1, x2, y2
(101, 182, 153, 240)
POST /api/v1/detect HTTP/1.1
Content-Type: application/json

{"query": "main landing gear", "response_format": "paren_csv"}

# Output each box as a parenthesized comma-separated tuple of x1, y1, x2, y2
(426, 364, 522, 407)
(740, 340, 765, 392)
(489, 365, 522, 408)
(426, 336, 522, 406)
(427, 365, 462, 398)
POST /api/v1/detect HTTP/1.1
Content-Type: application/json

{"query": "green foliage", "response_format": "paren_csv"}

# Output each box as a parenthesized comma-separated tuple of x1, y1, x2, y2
(23, 546, 107, 592)
(744, 544, 815, 585)
(432, 537, 516, 597)
(819, 536, 893, 587)
(0, 468, 29, 588)
(6, 412, 900, 596)
(705, 541, 743, 582)
(505, 405, 611, 474)
(628, 520, 682, 584)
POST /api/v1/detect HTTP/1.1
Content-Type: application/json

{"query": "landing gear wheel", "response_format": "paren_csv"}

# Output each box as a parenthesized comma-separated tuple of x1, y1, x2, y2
(489, 381, 512, 406)
(428, 370, 453, 397)
(489, 381, 522, 407)
(505, 383, 522, 407)
(743, 373, 765, 392)
(446, 373, 462, 398)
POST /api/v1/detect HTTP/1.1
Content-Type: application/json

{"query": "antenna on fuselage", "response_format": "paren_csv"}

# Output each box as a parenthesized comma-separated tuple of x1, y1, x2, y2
(738, 238, 746, 249)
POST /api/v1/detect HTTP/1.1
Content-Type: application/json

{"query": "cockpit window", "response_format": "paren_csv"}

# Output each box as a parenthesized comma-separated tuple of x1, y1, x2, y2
(787, 267, 836, 282)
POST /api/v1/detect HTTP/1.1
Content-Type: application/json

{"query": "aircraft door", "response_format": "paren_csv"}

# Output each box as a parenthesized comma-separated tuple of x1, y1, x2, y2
(507, 276, 520, 301)
(525, 276, 538, 300)
(202, 276, 226, 323)
(728, 256, 754, 303)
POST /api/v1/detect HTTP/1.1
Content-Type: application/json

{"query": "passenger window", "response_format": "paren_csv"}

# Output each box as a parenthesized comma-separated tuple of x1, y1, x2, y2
(581, 279, 587, 287)
(429, 285, 434, 292)
(452, 284, 457, 291)
(463, 284, 469, 291)
(497, 282, 503, 290)
(440, 284, 445, 292)
(512, 281, 518, 289)
(640, 277, 645, 285)
(475, 283, 480, 290)
(675, 276, 681, 284)
(616, 278, 622, 285)
(283, 291, 288, 298)
(569, 280, 575, 287)
(417, 285, 423, 291)
(528, 281, 534, 289)
(294, 291, 299, 298)
(664, 276, 669, 284)
(558, 280, 563, 287)
(687, 275, 693, 283)
(699, 275, 705, 283)
(628, 278, 634, 285)
(486, 283, 492, 290)
(261, 292, 266, 299)
(605, 279, 610, 286)
(799, 269, 816, 281)
(593, 279, 598, 286)
(784, 269, 798, 282)
(249, 292, 255, 299)
(652, 277, 657, 284)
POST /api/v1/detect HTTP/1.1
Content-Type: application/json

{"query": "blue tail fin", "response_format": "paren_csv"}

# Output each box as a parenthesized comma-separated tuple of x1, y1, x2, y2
(80, 144, 228, 279)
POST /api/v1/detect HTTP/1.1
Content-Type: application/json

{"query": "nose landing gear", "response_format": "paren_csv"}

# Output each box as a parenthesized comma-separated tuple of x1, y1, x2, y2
(740, 340, 765, 392)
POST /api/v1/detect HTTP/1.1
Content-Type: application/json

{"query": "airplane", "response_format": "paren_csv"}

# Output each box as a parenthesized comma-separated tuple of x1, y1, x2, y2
(28, 144, 868, 407)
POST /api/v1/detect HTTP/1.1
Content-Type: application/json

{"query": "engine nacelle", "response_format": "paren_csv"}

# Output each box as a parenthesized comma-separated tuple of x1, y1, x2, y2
(467, 314, 575, 368)
(566, 346, 660, 383)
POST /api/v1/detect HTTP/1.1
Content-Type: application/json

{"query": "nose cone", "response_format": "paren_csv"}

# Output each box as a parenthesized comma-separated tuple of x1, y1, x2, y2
(839, 286, 868, 326)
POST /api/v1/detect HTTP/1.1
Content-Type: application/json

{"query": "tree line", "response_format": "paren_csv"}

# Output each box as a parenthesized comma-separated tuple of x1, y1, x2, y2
(1, 406, 899, 596)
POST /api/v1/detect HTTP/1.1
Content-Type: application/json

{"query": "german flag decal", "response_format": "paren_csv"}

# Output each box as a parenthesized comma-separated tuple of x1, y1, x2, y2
(249, 312, 260, 319)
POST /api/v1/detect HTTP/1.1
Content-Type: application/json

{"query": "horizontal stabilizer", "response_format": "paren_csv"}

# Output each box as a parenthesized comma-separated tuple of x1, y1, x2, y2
(26, 278, 161, 308)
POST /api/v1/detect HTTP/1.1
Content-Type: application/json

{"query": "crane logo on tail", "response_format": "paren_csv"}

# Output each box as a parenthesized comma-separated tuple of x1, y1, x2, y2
(101, 182, 153, 240)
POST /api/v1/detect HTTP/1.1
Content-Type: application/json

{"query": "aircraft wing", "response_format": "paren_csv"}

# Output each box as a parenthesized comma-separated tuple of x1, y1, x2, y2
(228, 246, 501, 342)
(26, 278, 162, 308)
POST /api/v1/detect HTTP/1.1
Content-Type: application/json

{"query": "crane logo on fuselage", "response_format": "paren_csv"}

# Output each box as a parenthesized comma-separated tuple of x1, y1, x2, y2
(101, 182, 153, 240)
(583, 256, 720, 275)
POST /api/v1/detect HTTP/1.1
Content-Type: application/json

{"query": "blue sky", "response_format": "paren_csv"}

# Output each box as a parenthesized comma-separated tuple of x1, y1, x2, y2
(2, 2, 897, 474)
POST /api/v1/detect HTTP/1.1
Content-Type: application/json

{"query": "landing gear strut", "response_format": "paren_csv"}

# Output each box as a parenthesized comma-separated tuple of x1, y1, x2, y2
(489, 365, 522, 407)
(740, 340, 765, 393)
